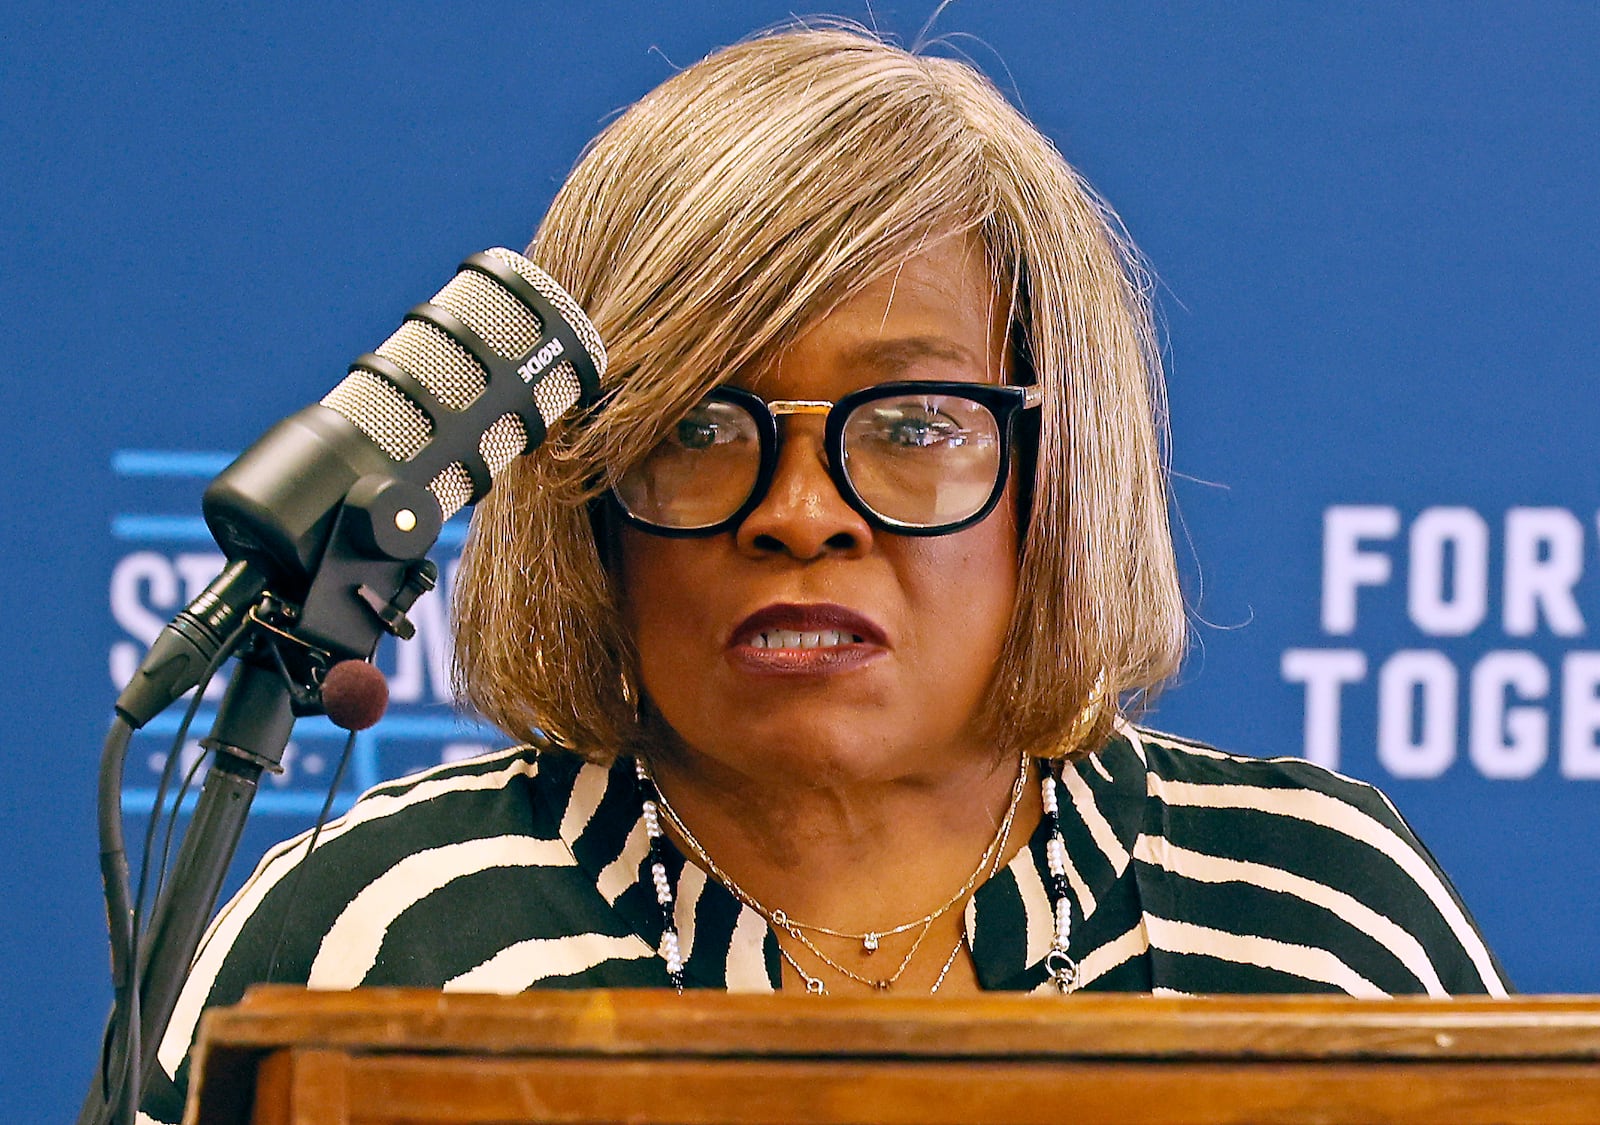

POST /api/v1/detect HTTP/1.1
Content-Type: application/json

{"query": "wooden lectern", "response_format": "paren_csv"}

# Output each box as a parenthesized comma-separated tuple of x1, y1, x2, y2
(189, 987, 1600, 1124)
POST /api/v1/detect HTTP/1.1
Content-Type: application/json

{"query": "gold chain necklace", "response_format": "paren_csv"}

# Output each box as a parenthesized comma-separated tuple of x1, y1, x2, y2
(648, 753, 1030, 993)
(776, 927, 970, 996)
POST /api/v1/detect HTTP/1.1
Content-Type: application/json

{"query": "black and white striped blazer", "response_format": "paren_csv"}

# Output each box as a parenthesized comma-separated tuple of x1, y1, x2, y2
(141, 721, 1508, 1123)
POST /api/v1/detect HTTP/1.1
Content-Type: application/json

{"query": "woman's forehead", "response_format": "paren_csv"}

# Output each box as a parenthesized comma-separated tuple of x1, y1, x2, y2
(727, 240, 1009, 396)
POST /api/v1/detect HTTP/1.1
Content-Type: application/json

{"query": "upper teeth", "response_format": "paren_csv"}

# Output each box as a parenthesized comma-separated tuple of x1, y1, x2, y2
(750, 629, 861, 649)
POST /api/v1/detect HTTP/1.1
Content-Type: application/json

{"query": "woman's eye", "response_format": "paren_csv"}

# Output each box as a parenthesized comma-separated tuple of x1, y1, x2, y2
(879, 408, 964, 448)
(672, 408, 729, 450)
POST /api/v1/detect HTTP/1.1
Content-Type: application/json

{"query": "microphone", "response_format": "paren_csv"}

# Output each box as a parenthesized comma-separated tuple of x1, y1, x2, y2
(204, 247, 606, 582)
(116, 248, 607, 727)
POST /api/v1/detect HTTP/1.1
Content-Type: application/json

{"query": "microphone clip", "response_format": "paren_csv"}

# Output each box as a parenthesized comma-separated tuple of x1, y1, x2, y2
(291, 473, 444, 661)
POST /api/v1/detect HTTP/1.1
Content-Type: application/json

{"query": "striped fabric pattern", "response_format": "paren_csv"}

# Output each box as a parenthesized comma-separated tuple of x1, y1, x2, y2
(140, 722, 1508, 1123)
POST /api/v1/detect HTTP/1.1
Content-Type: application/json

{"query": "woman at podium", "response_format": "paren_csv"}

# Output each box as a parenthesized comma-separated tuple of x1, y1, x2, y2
(140, 25, 1506, 1123)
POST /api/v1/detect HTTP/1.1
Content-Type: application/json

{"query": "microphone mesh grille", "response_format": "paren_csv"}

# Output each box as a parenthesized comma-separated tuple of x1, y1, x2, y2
(428, 462, 475, 520)
(432, 270, 544, 361)
(485, 248, 608, 378)
(375, 320, 488, 410)
(533, 361, 583, 427)
(479, 413, 529, 477)
(321, 370, 433, 461)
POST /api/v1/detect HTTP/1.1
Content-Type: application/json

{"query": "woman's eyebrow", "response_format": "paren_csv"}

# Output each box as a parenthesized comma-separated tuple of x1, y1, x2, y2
(840, 337, 981, 372)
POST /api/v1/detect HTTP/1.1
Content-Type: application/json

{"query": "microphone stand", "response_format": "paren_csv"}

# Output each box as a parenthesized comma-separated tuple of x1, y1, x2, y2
(79, 482, 440, 1125)
(128, 636, 298, 1105)
(77, 629, 304, 1125)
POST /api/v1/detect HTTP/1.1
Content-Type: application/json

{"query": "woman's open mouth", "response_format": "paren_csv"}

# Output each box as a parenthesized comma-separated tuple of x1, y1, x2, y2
(727, 604, 886, 674)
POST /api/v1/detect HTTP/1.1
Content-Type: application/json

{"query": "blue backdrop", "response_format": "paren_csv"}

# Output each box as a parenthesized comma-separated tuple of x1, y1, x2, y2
(4, 4, 1596, 1119)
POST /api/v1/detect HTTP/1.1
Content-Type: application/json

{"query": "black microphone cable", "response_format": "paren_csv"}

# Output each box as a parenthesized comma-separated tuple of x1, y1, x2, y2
(134, 623, 244, 939)
(148, 745, 213, 920)
(262, 727, 357, 984)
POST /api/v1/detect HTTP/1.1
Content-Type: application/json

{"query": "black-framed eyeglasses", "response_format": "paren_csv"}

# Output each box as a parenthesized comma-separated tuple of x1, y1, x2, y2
(610, 380, 1044, 537)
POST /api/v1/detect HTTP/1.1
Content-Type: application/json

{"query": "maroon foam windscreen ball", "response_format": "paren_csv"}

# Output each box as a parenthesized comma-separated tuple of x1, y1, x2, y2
(320, 660, 390, 731)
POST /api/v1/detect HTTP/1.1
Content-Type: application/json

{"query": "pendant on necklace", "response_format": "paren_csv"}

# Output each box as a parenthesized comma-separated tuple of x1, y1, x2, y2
(862, 932, 879, 953)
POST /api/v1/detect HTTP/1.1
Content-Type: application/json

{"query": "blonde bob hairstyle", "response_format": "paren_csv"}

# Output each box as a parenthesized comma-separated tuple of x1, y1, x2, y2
(454, 27, 1185, 763)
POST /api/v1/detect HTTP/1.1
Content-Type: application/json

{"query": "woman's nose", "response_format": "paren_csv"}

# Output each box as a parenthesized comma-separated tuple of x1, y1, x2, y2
(733, 421, 873, 560)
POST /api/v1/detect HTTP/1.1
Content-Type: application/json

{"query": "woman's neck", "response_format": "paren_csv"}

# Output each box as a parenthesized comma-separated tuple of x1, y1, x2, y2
(645, 745, 1041, 945)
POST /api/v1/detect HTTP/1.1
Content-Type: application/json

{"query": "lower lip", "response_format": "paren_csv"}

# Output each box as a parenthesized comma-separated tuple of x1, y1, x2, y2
(725, 643, 883, 676)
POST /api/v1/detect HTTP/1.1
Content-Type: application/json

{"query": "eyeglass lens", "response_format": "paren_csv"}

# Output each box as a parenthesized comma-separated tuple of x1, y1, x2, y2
(614, 390, 1004, 532)
(614, 399, 764, 530)
(841, 394, 1001, 527)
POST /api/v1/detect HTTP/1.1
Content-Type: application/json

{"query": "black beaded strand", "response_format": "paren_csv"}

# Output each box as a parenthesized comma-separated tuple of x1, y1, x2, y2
(635, 760, 685, 992)
(1040, 759, 1080, 993)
